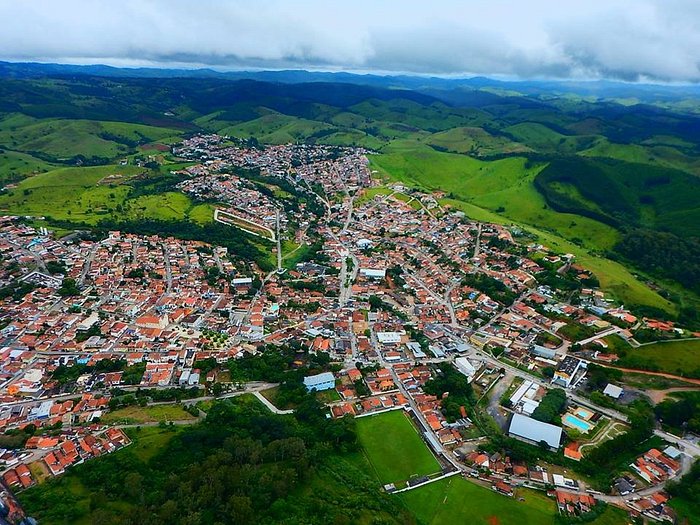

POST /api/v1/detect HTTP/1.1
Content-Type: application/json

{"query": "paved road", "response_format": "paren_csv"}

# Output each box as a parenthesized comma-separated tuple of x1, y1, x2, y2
(78, 244, 98, 286)
(473, 223, 482, 259)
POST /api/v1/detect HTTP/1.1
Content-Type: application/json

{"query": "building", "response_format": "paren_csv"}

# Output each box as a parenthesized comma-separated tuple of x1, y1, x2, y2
(602, 383, 623, 399)
(359, 268, 386, 279)
(303, 372, 336, 392)
(377, 332, 402, 344)
(454, 357, 477, 383)
(552, 356, 584, 388)
(508, 413, 562, 450)
(531, 344, 556, 360)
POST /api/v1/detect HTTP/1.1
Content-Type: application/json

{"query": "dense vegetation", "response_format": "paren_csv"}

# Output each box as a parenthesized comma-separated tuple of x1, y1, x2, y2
(614, 229, 700, 296)
(654, 392, 700, 434)
(423, 363, 475, 422)
(20, 396, 413, 525)
(531, 388, 567, 424)
(667, 460, 700, 524)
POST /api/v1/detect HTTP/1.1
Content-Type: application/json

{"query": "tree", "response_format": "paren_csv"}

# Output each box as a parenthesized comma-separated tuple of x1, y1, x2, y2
(57, 277, 80, 297)
(211, 382, 223, 397)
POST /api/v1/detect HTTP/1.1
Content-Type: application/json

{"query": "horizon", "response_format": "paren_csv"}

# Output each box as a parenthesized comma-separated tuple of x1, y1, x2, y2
(1, 0, 699, 83)
(3, 59, 700, 89)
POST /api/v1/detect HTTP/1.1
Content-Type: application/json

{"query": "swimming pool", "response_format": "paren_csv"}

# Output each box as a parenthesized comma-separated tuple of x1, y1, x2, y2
(563, 414, 594, 433)
(575, 408, 593, 420)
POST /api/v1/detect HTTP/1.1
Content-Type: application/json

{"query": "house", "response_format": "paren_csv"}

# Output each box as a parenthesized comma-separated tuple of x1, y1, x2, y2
(359, 268, 386, 279)
(303, 372, 335, 392)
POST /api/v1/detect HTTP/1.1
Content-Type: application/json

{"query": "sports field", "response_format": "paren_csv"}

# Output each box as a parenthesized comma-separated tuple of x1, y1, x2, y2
(400, 477, 555, 525)
(355, 410, 441, 484)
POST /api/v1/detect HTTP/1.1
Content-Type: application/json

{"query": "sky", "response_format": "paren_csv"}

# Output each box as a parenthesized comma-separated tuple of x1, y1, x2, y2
(1, 0, 699, 82)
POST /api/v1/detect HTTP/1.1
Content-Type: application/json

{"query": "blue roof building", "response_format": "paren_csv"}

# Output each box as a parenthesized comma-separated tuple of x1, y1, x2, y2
(303, 372, 335, 392)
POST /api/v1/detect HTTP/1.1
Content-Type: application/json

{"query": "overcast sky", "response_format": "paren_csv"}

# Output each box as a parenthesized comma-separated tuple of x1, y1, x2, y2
(1, 0, 699, 82)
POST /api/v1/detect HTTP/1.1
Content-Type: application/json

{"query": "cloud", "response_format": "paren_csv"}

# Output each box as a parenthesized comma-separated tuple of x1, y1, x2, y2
(0, 0, 698, 82)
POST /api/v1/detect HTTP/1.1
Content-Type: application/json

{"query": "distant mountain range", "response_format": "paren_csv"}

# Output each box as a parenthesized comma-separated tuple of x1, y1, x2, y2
(1, 60, 700, 103)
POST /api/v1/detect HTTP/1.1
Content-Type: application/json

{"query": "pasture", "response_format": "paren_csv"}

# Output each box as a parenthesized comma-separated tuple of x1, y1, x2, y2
(623, 340, 700, 377)
(0, 164, 214, 226)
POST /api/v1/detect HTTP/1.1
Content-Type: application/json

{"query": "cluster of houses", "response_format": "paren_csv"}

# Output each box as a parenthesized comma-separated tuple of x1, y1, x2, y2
(631, 446, 682, 485)
(2, 427, 129, 491)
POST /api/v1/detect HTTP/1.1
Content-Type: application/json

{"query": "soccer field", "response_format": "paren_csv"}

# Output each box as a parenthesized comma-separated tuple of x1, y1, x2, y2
(356, 410, 441, 485)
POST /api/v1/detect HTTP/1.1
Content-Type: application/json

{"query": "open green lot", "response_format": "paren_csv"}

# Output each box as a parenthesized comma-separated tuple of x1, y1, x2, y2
(355, 410, 441, 484)
(622, 339, 700, 377)
(100, 404, 196, 425)
(670, 497, 700, 525)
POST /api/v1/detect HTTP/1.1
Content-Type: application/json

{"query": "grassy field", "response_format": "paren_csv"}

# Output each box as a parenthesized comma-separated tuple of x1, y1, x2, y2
(355, 186, 395, 206)
(0, 164, 214, 226)
(0, 116, 182, 160)
(587, 505, 632, 525)
(355, 410, 441, 485)
(622, 339, 700, 376)
(99, 404, 196, 425)
(0, 150, 54, 183)
(219, 112, 336, 144)
(371, 142, 619, 252)
(399, 477, 556, 525)
(427, 126, 531, 156)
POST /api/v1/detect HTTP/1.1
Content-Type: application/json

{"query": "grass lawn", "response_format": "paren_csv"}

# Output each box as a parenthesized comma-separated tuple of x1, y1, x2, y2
(355, 186, 395, 206)
(260, 385, 297, 410)
(586, 505, 632, 525)
(400, 477, 557, 525)
(123, 426, 182, 462)
(622, 339, 700, 376)
(100, 404, 195, 425)
(355, 410, 441, 484)
(621, 372, 697, 390)
(670, 497, 700, 525)
(316, 388, 340, 404)
(28, 460, 51, 484)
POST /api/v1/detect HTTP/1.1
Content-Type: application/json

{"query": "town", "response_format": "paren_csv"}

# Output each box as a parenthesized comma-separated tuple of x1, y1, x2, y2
(1, 133, 699, 524)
